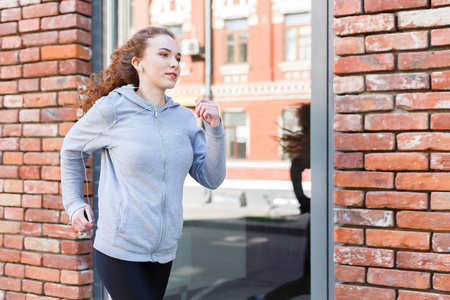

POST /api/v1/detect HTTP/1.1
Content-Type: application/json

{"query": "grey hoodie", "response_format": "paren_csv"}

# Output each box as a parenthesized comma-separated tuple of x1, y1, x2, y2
(61, 85, 226, 263)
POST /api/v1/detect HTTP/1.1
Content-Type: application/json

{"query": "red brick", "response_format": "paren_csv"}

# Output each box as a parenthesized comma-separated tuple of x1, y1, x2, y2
(334, 189, 364, 206)
(41, 107, 78, 122)
(25, 208, 59, 223)
(0, 165, 19, 178)
(2, 36, 22, 49)
(24, 237, 59, 253)
(432, 71, 450, 90)
(398, 133, 450, 150)
(42, 44, 91, 61)
(23, 92, 57, 108)
(23, 152, 59, 165)
(0, 0, 18, 9)
(59, 1, 92, 16)
(365, 153, 428, 171)
(0, 50, 18, 65)
(367, 229, 430, 250)
(1, 65, 21, 79)
(0, 22, 18, 36)
(0, 248, 21, 263)
(399, 50, 450, 70)
(366, 31, 428, 53)
(398, 6, 450, 29)
(431, 192, 450, 209)
(365, 0, 428, 12)
(18, 18, 40, 33)
(334, 246, 394, 267)
(335, 94, 393, 113)
(397, 92, 450, 110)
(434, 273, 450, 291)
(19, 109, 40, 123)
(4, 235, 24, 249)
(23, 31, 58, 47)
(0, 193, 21, 205)
(2, 95, 22, 108)
(59, 122, 75, 136)
(398, 211, 450, 230)
(0, 277, 21, 291)
(19, 166, 40, 179)
(334, 227, 363, 244)
(367, 268, 430, 289)
(3, 151, 23, 164)
(20, 251, 42, 266)
(334, 208, 394, 227)
(23, 124, 58, 137)
(42, 138, 63, 151)
(41, 13, 91, 31)
(42, 196, 62, 210)
(366, 191, 427, 210)
(5, 291, 25, 300)
(23, 3, 59, 19)
(20, 222, 41, 236)
(42, 223, 76, 239)
(333, 0, 362, 17)
(333, 114, 362, 132)
(0, 109, 19, 123)
(59, 59, 92, 75)
(0, 81, 18, 94)
(434, 233, 450, 252)
(18, 79, 39, 92)
(22, 279, 42, 294)
(5, 207, 24, 220)
(60, 240, 93, 254)
(61, 270, 93, 285)
(432, 28, 450, 46)
(4, 179, 23, 193)
(335, 265, 365, 283)
(19, 47, 40, 63)
(398, 252, 450, 272)
(433, 0, 450, 6)
(58, 90, 77, 106)
(335, 283, 395, 300)
(23, 61, 58, 77)
(431, 154, 450, 170)
(25, 265, 59, 282)
(24, 180, 59, 195)
(333, 76, 364, 94)
(397, 172, 450, 190)
(58, 29, 91, 45)
(41, 166, 60, 180)
(334, 153, 363, 169)
(43, 254, 92, 270)
(41, 75, 87, 91)
(333, 14, 396, 36)
(21, 195, 41, 208)
(44, 283, 92, 299)
(335, 171, 394, 189)
(335, 133, 395, 151)
(334, 54, 394, 75)
(334, 37, 365, 56)
(366, 73, 429, 91)
(1, 7, 21, 22)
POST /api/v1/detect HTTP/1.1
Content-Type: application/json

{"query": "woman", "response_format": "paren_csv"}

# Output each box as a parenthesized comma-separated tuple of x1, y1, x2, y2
(61, 27, 226, 300)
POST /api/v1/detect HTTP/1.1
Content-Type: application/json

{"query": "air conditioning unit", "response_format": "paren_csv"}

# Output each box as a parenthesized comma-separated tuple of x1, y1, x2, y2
(181, 39, 201, 56)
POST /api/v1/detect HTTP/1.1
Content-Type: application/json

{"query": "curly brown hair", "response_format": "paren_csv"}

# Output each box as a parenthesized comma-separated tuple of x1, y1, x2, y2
(279, 103, 311, 161)
(77, 27, 175, 114)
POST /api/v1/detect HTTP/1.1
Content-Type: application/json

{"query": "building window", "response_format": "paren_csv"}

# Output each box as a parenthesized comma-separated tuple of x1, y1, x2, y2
(225, 19, 249, 64)
(223, 111, 247, 159)
(285, 13, 311, 61)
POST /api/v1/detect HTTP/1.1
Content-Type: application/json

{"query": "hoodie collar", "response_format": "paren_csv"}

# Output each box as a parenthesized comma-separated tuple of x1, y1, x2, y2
(114, 84, 179, 112)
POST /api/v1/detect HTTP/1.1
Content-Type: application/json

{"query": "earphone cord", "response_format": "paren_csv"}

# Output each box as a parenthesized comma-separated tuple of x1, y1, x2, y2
(65, 91, 162, 238)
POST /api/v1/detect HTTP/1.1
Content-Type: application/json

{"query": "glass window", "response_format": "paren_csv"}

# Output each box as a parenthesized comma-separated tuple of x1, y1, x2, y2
(285, 13, 311, 62)
(224, 111, 247, 159)
(225, 19, 248, 64)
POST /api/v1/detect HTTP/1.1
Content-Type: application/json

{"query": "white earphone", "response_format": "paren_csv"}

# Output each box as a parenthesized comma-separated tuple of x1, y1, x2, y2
(138, 63, 143, 72)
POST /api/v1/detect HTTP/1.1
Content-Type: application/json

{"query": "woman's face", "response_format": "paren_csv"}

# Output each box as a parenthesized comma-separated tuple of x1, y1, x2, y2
(139, 34, 181, 90)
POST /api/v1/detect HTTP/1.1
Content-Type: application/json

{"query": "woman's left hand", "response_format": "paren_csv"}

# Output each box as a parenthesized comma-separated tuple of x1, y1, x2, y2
(195, 97, 221, 127)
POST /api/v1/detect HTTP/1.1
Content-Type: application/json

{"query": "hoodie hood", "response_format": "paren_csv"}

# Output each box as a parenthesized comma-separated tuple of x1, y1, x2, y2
(113, 84, 180, 112)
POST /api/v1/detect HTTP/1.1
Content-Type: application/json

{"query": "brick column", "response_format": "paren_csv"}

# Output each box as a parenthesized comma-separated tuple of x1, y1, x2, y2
(0, 0, 93, 299)
(333, 0, 450, 298)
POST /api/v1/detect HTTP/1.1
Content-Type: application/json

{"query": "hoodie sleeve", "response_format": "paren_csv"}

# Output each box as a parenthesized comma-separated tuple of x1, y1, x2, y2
(60, 101, 112, 222)
(189, 119, 226, 189)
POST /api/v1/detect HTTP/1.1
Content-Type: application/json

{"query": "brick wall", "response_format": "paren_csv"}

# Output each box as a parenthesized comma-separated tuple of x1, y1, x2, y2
(0, 0, 93, 299)
(333, 0, 450, 298)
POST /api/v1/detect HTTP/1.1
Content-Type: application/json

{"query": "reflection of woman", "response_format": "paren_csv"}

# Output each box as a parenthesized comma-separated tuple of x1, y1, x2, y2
(248, 103, 310, 300)
(60, 27, 226, 300)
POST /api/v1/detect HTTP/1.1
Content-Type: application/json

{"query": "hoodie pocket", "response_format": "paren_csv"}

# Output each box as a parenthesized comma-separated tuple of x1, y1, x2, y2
(116, 196, 125, 231)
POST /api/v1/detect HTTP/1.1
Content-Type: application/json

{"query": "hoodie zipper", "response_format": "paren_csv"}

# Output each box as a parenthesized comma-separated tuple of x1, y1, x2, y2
(151, 106, 167, 260)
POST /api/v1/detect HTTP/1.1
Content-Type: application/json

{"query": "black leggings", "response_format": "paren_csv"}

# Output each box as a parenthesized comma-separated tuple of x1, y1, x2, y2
(95, 250, 173, 300)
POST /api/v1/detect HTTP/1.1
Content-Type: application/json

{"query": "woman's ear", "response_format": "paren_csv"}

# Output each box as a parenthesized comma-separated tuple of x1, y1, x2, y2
(132, 56, 141, 72)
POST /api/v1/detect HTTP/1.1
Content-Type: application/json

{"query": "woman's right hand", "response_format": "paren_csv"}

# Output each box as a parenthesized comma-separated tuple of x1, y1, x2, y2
(71, 206, 95, 233)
